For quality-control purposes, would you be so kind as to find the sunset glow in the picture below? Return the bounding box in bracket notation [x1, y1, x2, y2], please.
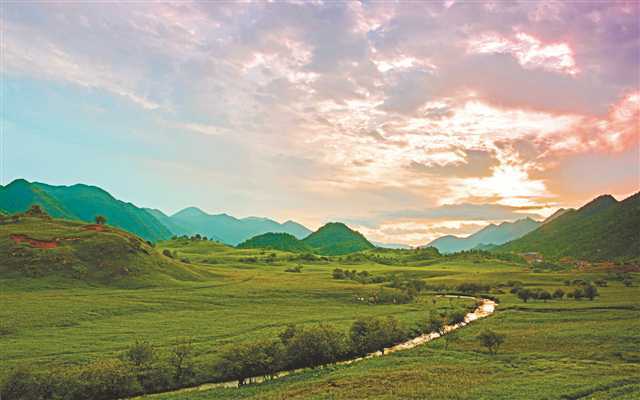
[3, 1, 639, 246]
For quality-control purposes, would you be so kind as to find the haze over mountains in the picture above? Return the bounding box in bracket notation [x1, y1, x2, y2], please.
[427, 218, 542, 254]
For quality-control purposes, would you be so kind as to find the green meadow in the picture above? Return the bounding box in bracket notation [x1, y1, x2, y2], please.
[2, 227, 639, 399]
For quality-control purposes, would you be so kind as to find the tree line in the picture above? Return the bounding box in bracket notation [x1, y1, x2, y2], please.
[1, 310, 504, 400]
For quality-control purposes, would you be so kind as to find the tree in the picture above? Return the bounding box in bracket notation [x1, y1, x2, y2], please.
[477, 330, 505, 355]
[162, 249, 173, 258]
[443, 331, 459, 350]
[552, 288, 565, 300]
[583, 285, 598, 301]
[448, 310, 467, 325]
[538, 290, 552, 303]
[124, 339, 155, 369]
[170, 338, 194, 384]
[426, 315, 446, 337]
[517, 289, 532, 303]
[573, 288, 584, 300]
[283, 324, 347, 369]
[350, 317, 406, 356]
[216, 340, 285, 385]
[95, 215, 107, 225]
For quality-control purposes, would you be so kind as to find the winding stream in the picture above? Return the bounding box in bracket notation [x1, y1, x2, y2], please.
[134, 297, 497, 399]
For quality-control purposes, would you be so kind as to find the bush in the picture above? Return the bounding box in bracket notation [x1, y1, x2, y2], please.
[448, 310, 467, 325]
[477, 330, 505, 355]
[124, 339, 155, 368]
[284, 265, 302, 273]
[538, 290, 552, 302]
[583, 285, 598, 300]
[64, 359, 141, 400]
[162, 249, 173, 258]
[170, 338, 194, 385]
[552, 288, 565, 299]
[332, 268, 346, 279]
[517, 288, 532, 303]
[0, 365, 52, 400]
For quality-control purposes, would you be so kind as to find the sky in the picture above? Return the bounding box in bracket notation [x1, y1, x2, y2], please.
[1, 1, 639, 246]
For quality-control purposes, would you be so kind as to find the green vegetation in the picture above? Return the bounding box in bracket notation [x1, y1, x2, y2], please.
[0, 212, 214, 286]
[302, 222, 375, 255]
[498, 192, 640, 262]
[1, 209, 639, 399]
[237, 232, 312, 253]
[0, 179, 172, 241]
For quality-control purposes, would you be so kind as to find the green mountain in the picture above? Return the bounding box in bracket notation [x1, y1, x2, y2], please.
[237, 232, 312, 253]
[427, 218, 541, 254]
[0, 179, 171, 242]
[0, 213, 213, 286]
[302, 222, 375, 256]
[163, 207, 312, 245]
[498, 193, 640, 261]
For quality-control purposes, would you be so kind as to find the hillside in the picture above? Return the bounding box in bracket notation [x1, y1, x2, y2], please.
[0, 212, 212, 286]
[302, 222, 375, 255]
[165, 207, 312, 245]
[428, 218, 541, 254]
[237, 232, 312, 252]
[498, 192, 640, 261]
[0, 179, 171, 242]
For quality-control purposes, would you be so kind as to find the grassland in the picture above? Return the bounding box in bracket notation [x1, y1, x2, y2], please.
[1, 226, 638, 399]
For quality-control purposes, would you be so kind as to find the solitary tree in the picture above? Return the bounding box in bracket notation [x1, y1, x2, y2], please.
[583, 285, 598, 301]
[95, 215, 107, 225]
[170, 338, 194, 384]
[124, 339, 155, 369]
[477, 330, 505, 355]
[517, 289, 532, 303]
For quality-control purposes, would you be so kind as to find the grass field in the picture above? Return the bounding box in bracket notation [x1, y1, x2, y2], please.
[1, 232, 639, 399]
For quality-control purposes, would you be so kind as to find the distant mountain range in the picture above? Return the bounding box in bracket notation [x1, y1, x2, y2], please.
[498, 193, 640, 261]
[0, 179, 312, 245]
[151, 206, 312, 245]
[238, 222, 375, 256]
[427, 218, 541, 254]
[0, 179, 171, 242]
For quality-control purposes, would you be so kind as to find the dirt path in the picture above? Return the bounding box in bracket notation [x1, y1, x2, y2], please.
[133, 296, 497, 399]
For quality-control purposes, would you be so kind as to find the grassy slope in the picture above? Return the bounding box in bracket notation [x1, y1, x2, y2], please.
[1, 236, 638, 399]
[0, 216, 215, 287]
[498, 193, 640, 262]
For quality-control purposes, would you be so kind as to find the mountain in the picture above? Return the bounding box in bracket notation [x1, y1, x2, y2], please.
[498, 193, 640, 261]
[0, 212, 212, 286]
[164, 207, 312, 245]
[0, 179, 171, 242]
[427, 218, 541, 254]
[302, 222, 375, 255]
[543, 208, 570, 224]
[237, 232, 312, 253]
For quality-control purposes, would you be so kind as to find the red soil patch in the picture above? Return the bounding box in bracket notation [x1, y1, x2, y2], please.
[84, 224, 107, 231]
[11, 234, 59, 249]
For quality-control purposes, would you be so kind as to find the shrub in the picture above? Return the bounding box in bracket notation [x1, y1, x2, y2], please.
[0, 365, 52, 400]
[573, 288, 585, 300]
[457, 282, 490, 294]
[284, 265, 302, 273]
[552, 288, 565, 299]
[517, 289, 532, 303]
[448, 310, 467, 325]
[332, 268, 346, 279]
[538, 290, 552, 302]
[477, 330, 505, 355]
[95, 215, 107, 225]
[65, 358, 141, 400]
[162, 249, 173, 258]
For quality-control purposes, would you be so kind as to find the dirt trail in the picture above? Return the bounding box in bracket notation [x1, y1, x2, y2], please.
[133, 296, 497, 399]
[10, 234, 59, 249]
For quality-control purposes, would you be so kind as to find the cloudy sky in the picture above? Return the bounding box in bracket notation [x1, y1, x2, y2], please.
[2, 1, 639, 245]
